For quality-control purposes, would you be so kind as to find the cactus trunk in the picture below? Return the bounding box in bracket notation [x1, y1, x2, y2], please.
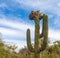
[34, 53, 40, 58]
[34, 17, 40, 58]
[26, 11, 48, 58]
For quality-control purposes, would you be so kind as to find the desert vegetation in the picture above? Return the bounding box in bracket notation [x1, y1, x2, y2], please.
[0, 37, 60, 58]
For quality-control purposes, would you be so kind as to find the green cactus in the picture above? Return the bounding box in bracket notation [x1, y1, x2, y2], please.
[26, 11, 48, 58]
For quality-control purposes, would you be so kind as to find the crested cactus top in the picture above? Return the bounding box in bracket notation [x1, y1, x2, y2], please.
[29, 10, 43, 20]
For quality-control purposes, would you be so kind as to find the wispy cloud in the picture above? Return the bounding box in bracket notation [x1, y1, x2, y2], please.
[49, 29, 60, 41]
[0, 18, 34, 40]
[0, 3, 7, 8]
[0, 19, 60, 41]
[15, 0, 51, 11]
[0, 27, 24, 38]
[0, 19, 34, 31]
[15, 0, 60, 10]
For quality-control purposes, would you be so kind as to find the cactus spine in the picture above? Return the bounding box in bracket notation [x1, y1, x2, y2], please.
[26, 11, 48, 58]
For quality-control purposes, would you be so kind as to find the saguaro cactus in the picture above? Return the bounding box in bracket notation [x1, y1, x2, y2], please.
[26, 11, 48, 58]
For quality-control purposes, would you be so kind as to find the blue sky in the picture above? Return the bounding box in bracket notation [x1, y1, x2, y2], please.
[0, 0, 60, 51]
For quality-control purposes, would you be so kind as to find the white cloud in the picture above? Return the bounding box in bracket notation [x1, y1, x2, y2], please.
[0, 19, 34, 40]
[15, 0, 51, 10]
[0, 27, 24, 38]
[15, 0, 60, 10]
[0, 19, 34, 31]
[49, 29, 60, 41]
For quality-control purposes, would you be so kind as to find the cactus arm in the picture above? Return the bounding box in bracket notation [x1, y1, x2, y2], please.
[38, 14, 48, 53]
[43, 14, 48, 49]
[27, 29, 34, 52]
